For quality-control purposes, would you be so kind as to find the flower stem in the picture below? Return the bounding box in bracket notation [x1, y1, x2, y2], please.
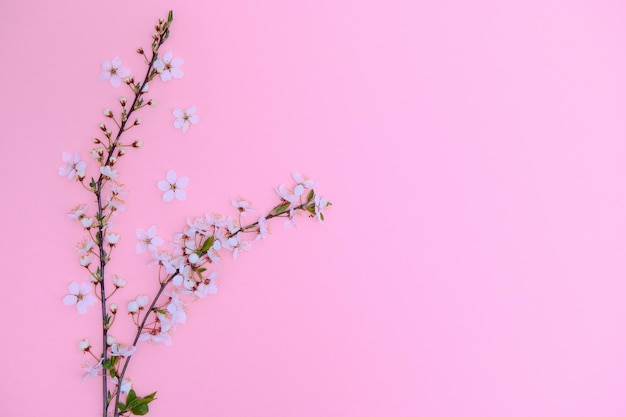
[113, 275, 174, 417]
[90, 13, 174, 417]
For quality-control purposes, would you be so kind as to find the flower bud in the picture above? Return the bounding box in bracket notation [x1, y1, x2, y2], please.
[120, 97, 127, 106]
[134, 119, 142, 126]
[112, 275, 126, 288]
[148, 99, 156, 106]
[103, 108, 113, 117]
[109, 303, 118, 314]
[127, 301, 139, 313]
[136, 47, 144, 54]
[99, 123, 107, 131]
[93, 138, 101, 144]
[107, 336, 116, 346]
[80, 254, 92, 267]
[152, 33, 159, 41]
[117, 149, 125, 156]
[106, 233, 120, 246]
[78, 338, 91, 352]
[132, 140, 143, 148]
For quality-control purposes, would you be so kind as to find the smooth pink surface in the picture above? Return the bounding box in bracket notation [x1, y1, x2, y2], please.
[2, 0, 626, 416]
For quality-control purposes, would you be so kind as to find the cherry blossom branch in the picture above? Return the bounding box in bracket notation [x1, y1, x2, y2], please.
[86, 12, 174, 417]
[113, 275, 174, 417]
[112, 196, 328, 416]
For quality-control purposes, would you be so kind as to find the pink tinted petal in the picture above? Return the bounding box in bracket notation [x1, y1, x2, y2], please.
[136, 243, 146, 254]
[135, 228, 146, 239]
[68, 281, 79, 294]
[154, 59, 164, 71]
[173, 108, 184, 118]
[170, 68, 184, 79]
[163, 50, 173, 63]
[117, 67, 131, 78]
[111, 56, 122, 68]
[157, 180, 170, 191]
[152, 236, 164, 246]
[173, 118, 184, 128]
[79, 282, 93, 294]
[186, 106, 197, 115]
[188, 114, 199, 124]
[160, 71, 173, 82]
[163, 190, 175, 202]
[76, 302, 88, 315]
[84, 295, 97, 307]
[147, 225, 158, 237]
[182, 123, 189, 133]
[166, 170, 177, 183]
[175, 177, 189, 188]
[99, 71, 111, 81]
[110, 76, 121, 88]
[101, 61, 112, 70]
[63, 295, 78, 306]
[174, 189, 187, 201]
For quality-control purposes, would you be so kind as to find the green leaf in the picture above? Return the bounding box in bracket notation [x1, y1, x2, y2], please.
[168, 10, 174, 23]
[103, 359, 113, 370]
[270, 201, 291, 216]
[306, 189, 315, 203]
[197, 267, 207, 273]
[126, 389, 137, 405]
[130, 403, 149, 415]
[117, 403, 127, 413]
[200, 236, 215, 252]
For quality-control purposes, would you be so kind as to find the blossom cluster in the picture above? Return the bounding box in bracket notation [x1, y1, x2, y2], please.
[58, 11, 330, 417]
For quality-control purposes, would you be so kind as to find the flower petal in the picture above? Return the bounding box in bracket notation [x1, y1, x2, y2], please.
[166, 170, 177, 184]
[157, 180, 170, 191]
[160, 71, 173, 82]
[175, 177, 189, 188]
[163, 190, 175, 202]
[174, 189, 187, 201]
[63, 295, 78, 306]
[170, 68, 184, 79]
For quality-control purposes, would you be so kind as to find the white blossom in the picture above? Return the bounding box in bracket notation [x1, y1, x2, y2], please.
[173, 106, 199, 133]
[157, 170, 189, 202]
[63, 281, 97, 314]
[231, 198, 255, 217]
[99, 56, 131, 88]
[58, 152, 86, 180]
[135, 225, 164, 254]
[154, 50, 184, 81]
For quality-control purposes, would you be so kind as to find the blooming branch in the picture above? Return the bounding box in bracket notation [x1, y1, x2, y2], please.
[59, 9, 331, 417]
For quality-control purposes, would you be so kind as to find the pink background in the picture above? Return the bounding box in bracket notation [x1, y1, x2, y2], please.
[2, 0, 626, 416]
